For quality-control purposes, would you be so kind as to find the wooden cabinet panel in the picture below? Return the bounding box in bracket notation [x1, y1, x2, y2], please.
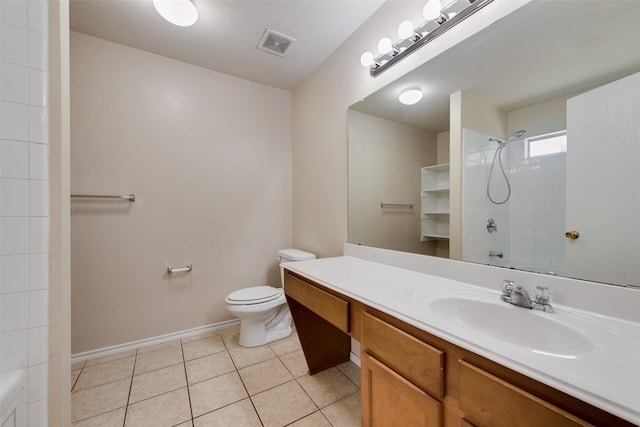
[362, 352, 441, 427]
[363, 312, 444, 399]
[459, 360, 593, 427]
[284, 273, 349, 333]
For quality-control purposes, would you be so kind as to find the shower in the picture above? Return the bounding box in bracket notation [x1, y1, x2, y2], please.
[486, 130, 526, 204]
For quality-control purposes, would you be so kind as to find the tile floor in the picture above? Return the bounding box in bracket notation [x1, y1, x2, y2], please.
[71, 325, 361, 426]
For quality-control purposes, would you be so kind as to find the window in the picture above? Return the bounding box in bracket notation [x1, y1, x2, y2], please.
[526, 131, 567, 159]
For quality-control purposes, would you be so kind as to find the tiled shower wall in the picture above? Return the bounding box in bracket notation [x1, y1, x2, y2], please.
[1, 0, 49, 424]
[462, 128, 566, 276]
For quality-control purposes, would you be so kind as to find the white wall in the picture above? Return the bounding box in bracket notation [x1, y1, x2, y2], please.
[70, 32, 292, 353]
[0, 0, 50, 423]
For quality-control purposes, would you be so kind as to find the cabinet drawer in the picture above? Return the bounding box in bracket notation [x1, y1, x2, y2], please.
[284, 272, 349, 333]
[459, 360, 593, 427]
[362, 312, 444, 399]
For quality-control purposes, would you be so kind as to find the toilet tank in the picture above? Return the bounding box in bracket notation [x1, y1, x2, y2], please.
[278, 249, 316, 286]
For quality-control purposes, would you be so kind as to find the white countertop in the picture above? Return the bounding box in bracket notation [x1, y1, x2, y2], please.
[283, 255, 640, 425]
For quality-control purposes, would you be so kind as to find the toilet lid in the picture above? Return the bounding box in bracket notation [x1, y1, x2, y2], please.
[226, 286, 281, 305]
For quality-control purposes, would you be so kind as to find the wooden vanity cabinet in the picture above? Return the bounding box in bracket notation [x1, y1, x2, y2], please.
[283, 271, 358, 374]
[284, 270, 635, 427]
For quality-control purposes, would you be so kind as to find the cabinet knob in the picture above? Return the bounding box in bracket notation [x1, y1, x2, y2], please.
[565, 230, 580, 240]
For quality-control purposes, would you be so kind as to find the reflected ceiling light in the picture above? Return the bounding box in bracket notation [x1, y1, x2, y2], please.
[360, 0, 493, 76]
[153, 0, 198, 27]
[399, 89, 423, 105]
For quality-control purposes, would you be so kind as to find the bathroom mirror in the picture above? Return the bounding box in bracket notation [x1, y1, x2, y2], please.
[348, 0, 640, 287]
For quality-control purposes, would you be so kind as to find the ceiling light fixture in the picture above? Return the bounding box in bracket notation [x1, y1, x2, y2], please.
[153, 0, 198, 27]
[360, 0, 493, 77]
[399, 88, 423, 105]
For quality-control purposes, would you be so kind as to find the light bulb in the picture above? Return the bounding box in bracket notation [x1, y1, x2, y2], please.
[360, 51, 375, 68]
[153, 0, 198, 27]
[398, 20, 415, 39]
[399, 89, 423, 105]
[377, 37, 394, 55]
[423, 0, 443, 21]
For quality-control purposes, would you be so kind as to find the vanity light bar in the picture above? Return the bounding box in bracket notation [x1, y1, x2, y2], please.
[365, 0, 493, 77]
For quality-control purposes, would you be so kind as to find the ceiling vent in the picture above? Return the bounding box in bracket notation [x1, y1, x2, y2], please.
[257, 29, 295, 57]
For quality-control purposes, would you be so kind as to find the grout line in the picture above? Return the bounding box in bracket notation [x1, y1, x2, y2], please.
[179, 340, 196, 427]
[121, 349, 138, 427]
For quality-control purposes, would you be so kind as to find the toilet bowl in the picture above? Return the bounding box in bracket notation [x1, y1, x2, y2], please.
[225, 249, 316, 347]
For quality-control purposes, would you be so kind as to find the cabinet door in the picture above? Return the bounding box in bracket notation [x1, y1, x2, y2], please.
[362, 352, 441, 427]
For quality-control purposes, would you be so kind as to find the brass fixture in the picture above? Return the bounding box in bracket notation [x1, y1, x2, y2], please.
[565, 230, 580, 240]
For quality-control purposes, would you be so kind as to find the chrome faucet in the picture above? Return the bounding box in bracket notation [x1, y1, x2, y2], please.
[500, 280, 554, 312]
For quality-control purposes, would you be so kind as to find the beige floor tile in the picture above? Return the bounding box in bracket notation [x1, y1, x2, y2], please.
[73, 356, 135, 392]
[129, 363, 187, 403]
[71, 360, 86, 371]
[136, 339, 181, 355]
[269, 331, 301, 356]
[336, 360, 361, 387]
[134, 345, 183, 375]
[183, 335, 226, 361]
[251, 380, 316, 427]
[84, 350, 136, 367]
[71, 378, 130, 423]
[193, 398, 261, 427]
[229, 344, 276, 369]
[220, 330, 241, 350]
[322, 392, 361, 427]
[186, 351, 235, 385]
[174, 423, 192, 427]
[288, 411, 332, 427]
[238, 357, 294, 395]
[189, 371, 248, 417]
[279, 350, 309, 378]
[217, 324, 240, 336]
[71, 407, 126, 427]
[124, 387, 191, 427]
[297, 368, 359, 408]
[181, 330, 219, 345]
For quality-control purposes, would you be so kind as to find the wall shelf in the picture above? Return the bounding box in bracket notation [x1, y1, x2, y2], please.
[421, 164, 450, 242]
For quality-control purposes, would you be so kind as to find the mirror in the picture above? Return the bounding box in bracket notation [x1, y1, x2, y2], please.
[348, 0, 640, 287]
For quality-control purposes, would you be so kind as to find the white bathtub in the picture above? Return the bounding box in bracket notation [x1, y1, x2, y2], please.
[0, 370, 26, 427]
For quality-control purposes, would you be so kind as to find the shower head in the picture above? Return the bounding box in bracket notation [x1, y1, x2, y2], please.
[500, 129, 526, 147]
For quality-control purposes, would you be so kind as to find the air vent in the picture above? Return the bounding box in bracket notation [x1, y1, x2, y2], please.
[257, 29, 295, 57]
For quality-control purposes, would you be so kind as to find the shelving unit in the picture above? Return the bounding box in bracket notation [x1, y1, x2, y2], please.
[421, 164, 450, 240]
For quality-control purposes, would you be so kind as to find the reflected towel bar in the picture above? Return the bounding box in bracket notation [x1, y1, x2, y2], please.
[167, 264, 192, 274]
[71, 193, 136, 202]
[380, 202, 414, 208]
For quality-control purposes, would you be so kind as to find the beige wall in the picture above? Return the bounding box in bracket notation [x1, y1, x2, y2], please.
[70, 32, 292, 353]
[291, 0, 528, 258]
[348, 110, 437, 255]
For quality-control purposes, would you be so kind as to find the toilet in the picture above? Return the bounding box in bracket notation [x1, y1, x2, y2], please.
[225, 248, 316, 347]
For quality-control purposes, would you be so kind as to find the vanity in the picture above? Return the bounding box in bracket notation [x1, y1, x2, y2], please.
[283, 245, 640, 427]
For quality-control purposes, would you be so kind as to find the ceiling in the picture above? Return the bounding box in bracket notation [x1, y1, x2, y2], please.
[350, 0, 640, 133]
[69, 0, 385, 90]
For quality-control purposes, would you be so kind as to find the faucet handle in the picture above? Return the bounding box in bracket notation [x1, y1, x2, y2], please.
[534, 286, 552, 304]
[501, 280, 515, 293]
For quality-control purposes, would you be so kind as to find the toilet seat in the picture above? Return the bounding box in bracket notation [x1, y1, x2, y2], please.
[226, 286, 281, 305]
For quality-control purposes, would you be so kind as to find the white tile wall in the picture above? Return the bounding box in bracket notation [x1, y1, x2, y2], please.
[0, 0, 49, 424]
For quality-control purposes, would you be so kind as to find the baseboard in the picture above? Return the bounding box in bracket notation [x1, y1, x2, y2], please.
[71, 319, 241, 364]
[350, 351, 361, 367]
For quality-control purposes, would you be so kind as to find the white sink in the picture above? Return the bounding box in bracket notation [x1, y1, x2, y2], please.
[427, 292, 595, 357]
